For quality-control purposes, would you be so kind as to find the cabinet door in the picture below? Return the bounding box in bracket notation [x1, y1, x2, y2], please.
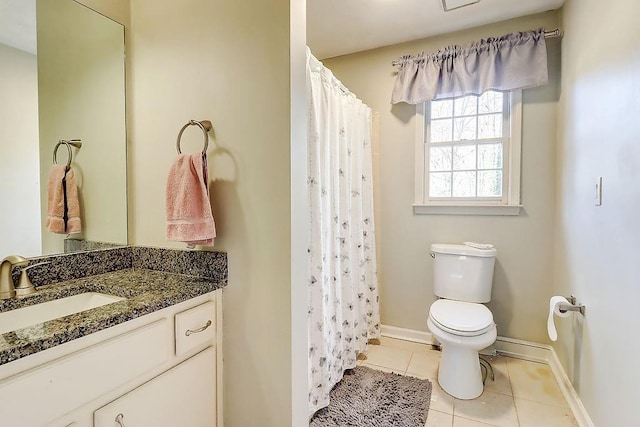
[0, 319, 170, 426]
[94, 346, 216, 427]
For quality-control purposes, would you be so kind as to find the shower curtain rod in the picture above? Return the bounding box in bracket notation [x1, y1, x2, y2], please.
[544, 28, 562, 39]
[390, 28, 561, 66]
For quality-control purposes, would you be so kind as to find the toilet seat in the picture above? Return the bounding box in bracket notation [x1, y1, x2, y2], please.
[429, 299, 494, 337]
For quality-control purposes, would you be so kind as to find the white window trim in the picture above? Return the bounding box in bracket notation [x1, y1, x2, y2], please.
[413, 90, 523, 216]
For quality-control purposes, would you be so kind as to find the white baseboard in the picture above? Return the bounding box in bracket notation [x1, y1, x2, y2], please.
[380, 324, 595, 427]
[493, 336, 550, 363]
[546, 343, 595, 427]
[380, 324, 434, 344]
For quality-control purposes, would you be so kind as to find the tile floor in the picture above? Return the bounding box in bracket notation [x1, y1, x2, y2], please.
[357, 337, 578, 427]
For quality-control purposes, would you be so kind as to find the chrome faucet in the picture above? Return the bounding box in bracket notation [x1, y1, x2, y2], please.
[0, 255, 29, 300]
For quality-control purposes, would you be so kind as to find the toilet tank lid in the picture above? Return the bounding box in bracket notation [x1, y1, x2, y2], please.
[431, 243, 496, 258]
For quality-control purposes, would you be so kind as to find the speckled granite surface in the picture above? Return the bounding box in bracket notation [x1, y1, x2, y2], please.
[64, 238, 125, 253]
[1, 247, 227, 366]
[132, 246, 227, 282]
[14, 247, 133, 287]
[13, 246, 228, 287]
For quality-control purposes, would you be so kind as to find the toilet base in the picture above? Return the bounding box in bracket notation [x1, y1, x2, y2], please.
[427, 318, 497, 400]
[438, 345, 484, 399]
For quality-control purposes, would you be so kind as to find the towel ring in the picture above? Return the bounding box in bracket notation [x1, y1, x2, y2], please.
[53, 139, 82, 168]
[176, 120, 212, 154]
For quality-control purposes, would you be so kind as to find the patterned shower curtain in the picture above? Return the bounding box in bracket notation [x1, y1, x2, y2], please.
[306, 49, 381, 418]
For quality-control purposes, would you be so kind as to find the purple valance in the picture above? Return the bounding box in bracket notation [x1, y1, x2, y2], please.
[391, 28, 548, 104]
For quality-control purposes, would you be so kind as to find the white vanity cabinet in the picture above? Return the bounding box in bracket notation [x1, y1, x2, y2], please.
[0, 290, 222, 427]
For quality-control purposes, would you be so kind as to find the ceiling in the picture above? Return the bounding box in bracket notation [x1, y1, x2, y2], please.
[308, 0, 564, 59]
[1, 0, 564, 59]
[0, 0, 36, 54]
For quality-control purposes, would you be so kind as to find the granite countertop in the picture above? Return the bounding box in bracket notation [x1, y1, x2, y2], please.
[0, 252, 226, 366]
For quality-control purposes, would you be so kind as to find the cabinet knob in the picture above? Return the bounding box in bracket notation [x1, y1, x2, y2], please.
[115, 413, 125, 426]
[185, 320, 212, 336]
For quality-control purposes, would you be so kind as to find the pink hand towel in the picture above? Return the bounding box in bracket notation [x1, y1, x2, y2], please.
[45, 165, 82, 234]
[166, 153, 216, 245]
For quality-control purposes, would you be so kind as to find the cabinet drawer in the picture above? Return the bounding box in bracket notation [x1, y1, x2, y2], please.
[175, 301, 216, 356]
[94, 346, 216, 427]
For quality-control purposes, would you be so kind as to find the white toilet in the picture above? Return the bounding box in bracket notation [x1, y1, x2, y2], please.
[427, 243, 497, 400]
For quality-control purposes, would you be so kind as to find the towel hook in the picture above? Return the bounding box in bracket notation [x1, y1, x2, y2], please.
[53, 139, 82, 169]
[176, 120, 212, 155]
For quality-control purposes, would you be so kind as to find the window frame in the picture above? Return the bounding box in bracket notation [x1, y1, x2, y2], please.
[413, 90, 523, 215]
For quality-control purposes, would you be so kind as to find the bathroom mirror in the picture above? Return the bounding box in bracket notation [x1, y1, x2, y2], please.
[0, 0, 127, 259]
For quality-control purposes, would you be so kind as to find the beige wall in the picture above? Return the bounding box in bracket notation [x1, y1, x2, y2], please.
[290, 0, 309, 425]
[75, 0, 130, 27]
[324, 12, 561, 343]
[0, 44, 41, 259]
[555, 0, 640, 425]
[128, 1, 294, 425]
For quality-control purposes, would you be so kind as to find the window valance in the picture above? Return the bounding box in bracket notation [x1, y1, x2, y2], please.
[391, 28, 548, 104]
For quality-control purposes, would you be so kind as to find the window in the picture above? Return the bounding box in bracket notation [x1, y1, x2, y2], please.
[414, 90, 522, 215]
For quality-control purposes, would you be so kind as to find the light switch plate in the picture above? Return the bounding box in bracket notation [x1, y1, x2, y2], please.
[595, 176, 603, 206]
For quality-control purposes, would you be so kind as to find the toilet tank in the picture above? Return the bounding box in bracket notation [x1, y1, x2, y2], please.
[431, 244, 497, 303]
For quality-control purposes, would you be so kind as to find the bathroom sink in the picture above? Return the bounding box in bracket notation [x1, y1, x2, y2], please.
[0, 292, 126, 335]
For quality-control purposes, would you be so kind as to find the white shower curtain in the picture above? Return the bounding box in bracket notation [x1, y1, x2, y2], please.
[306, 49, 381, 418]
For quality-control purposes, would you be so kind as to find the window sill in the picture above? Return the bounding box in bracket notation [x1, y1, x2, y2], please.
[413, 204, 522, 216]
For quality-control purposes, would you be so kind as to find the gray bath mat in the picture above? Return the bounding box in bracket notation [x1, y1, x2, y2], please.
[310, 366, 432, 427]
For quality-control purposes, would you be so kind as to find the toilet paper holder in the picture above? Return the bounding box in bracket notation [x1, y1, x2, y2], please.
[558, 295, 586, 315]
